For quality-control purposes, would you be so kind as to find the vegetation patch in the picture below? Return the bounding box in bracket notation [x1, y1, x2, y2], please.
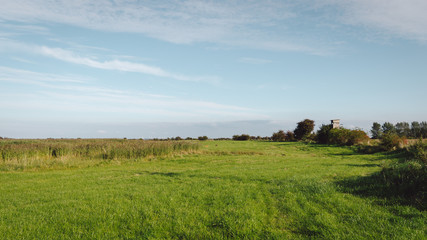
[0, 139, 199, 171]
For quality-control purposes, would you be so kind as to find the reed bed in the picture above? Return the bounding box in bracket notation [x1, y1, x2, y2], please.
[0, 139, 199, 171]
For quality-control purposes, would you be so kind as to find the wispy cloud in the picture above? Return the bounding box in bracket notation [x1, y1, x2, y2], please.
[0, 0, 326, 54]
[326, 0, 427, 42]
[0, 39, 220, 83]
[0, 66, 263, 121]
[0, 66, 86, 84]
[40, 46, 220, 83]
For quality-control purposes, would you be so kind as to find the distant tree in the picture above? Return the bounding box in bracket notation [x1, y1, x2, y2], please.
[411, 121, 422, 138]
[316, 124, 332, 144]
[198, 136, 208, 141]
[294, 119, 315, 140]
[232, 134, 250, 141]
[382, 122, 396, 135]
[421, 121, 427, 138]
[271, 130, 286, 142]
[285, 131, 296, 142]
[370, 122, 382, 139]
[395, 122, 411, 137]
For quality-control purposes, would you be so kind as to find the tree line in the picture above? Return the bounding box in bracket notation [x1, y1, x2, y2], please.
[371, 121, 427, 139]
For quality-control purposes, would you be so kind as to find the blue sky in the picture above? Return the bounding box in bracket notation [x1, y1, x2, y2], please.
[1, 0, 426, 139]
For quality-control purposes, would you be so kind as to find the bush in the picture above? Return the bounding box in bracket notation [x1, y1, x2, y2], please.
[380, 133, 405, 151]
[271, 130, 286, 142]
[232, 134, 250, 141]
[347, 129, 370, 145]
[318, 127, 369, 146]
[407, 139, 427, 163]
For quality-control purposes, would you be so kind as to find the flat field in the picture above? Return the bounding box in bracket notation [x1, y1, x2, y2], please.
[0, 140, 426, 239]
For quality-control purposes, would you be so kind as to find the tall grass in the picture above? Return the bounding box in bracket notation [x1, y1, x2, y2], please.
[0, 139, 199, 171]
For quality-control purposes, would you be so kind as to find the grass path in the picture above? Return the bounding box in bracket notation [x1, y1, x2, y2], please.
[0, 141, 425, 239]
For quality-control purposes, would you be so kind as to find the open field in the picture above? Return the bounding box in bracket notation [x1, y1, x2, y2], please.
[0, 140, 426, 239]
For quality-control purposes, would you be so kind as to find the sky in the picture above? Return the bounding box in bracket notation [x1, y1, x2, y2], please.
[1, 0, 426, 139]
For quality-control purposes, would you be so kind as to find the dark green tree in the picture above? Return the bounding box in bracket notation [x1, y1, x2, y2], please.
[395, 122, 410, 137]
[294, 119, 315, 140]
[316, 124, 332, 144]
[232, 134, 250, 141]
[198, 136, 208, 141]
[370, 122, 382, 139]
[421, 121, 427, 138]
[271, 130, 286, 142]
[411, 121, 422, 138]
[285, 131, 296, 142]
[382, 122, 396, 135]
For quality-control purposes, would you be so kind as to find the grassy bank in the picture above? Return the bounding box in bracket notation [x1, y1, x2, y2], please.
[0, 140, 425, 239]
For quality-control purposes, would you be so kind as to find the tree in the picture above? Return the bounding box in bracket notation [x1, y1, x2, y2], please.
[285, 131, 296, 142]
[232, 134, 250, 141]
[271, 130, 286, 142]
[395, 122, 410, 137]
[294, 119, 315, 140]
[370, 122, 382, 139]
[382, 122, 396, 135]
[316, 124, 332, 144]
[198, 136, 208, 141]
[421, 121, 427, 138]
[411, 121, 422, 138]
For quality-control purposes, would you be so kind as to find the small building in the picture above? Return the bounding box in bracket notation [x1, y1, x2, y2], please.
[331, 119, 340, 129]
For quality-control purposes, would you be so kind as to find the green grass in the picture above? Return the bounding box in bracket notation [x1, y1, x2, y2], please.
[0, 140, 425, 239]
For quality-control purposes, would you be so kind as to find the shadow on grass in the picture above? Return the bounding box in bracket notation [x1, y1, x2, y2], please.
[140, 171, 181, 177]
[345, 163, 380, 167]
[335, 172, 425, 211]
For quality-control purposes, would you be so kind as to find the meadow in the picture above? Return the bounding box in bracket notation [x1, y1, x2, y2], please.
[0, 140, 426, 239]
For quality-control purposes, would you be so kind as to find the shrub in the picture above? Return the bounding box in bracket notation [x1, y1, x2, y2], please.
[328, 128, 351, 145]
[271, 130, 286, 142]
[347, 129, 370, 145]
[407, 139, 427, 163]
[232, 134, 251, 141]
[320, 127, 369, 146]
[380, 133, 405, 151]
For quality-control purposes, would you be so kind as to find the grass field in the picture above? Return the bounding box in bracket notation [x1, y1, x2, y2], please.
[0, 140, 426, 239]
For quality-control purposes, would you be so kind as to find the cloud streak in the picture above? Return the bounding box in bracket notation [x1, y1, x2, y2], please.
[0, 66, 262, 121]
[325, 0, 427, 42]
[37, 46, 219, 83]
[0, 38, 220, 83]
[0, 0, 326, 54]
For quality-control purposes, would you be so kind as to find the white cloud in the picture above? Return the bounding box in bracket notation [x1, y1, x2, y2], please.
[0, 39, 220, 83]
[0, 0, 324, 54]
[0, 66, 263, 121]
[329, 0, 427, 42]
[37, 46, 220, 83]
[0, 66, 86, 84]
